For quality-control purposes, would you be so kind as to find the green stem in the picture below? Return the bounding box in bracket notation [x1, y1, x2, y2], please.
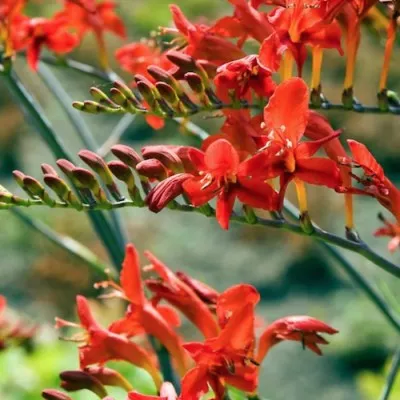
[379, 346, 400, 400]
[11, 208, 113, 278]
[8, 198, 400, 280]
[1, 69, 124, 268]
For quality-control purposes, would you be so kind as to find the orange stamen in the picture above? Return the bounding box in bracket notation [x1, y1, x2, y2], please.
[379, 19, 397, 91]
[311, 47, 323, 90]
[280, 51, 294, 81]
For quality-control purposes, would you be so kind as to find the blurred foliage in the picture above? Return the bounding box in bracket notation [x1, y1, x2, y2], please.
[0, 0, 400, 400]
[357, 354, 400, 400]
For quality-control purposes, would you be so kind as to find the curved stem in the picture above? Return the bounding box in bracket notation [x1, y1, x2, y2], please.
[379, 346, 400, 400]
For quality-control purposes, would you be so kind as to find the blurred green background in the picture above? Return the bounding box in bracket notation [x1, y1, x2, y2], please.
[0, 1, 399, 399]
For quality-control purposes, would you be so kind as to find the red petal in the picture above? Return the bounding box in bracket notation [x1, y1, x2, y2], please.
[236, 177, 279, 210]
[263, 78, 309, 146]
[295, 158, 341, 188]
[182, 177, 218, 206]
[180, 366, 210, 400]
[216, 189, 236, 230]
[76, 295, 101, 331]
[295, 131, 341, 159]
[204, 139, 240, 176]
[258, 32, 286, 71]
[217, 284, 260, 328]
[169, 5, 194, 36]
[156, 305, 181, 327]
[347, 140, 385, 181]
[121, 244, 145, 306]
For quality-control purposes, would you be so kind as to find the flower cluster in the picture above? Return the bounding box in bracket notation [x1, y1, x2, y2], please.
[0, 0, 125, 70]
[43, 243, 338, 400]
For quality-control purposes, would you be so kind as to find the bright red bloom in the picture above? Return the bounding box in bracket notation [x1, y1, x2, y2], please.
[128, 382, 177, 400]
[214, 32, 283, 101]
[14, 17, 78, 71]
[56, 295, 162, 388]
[267, 0, 344, 74]
[144, 252, 220, 339]
[115, 41, 173, 80]
[241, 78, 342, 208]
[201, 110, 260, 160]
[169, 5, 246, 66]
[182, 139, 279, 229]
[257, 315, 338, 362]
[98, 245, 188, 377]
[374, 217, 400, 252]
[181, 302, 259, 400]
[59, 0, 126, 39]
[342, 140, 400, 221]
[228, 0, 275, 43]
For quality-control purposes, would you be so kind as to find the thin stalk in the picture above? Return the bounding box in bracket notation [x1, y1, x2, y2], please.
[11, 208, 113, 278]
[37, 62, 127, 250]
[379, 346, 400, 400]
[10, 197, 400, 280]
[1, 70, 124, 268]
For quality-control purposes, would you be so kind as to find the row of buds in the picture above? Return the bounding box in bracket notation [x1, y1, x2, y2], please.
[0, 144, 200, 213]
[73, 52, 224, 120]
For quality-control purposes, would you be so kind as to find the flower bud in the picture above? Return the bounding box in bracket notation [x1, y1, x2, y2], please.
[41, 164, 59, 176]
[136, 159, 169, 181]
[43, 175, 82, 209]
[114, 81, 136, 102]
[90, 87, 117, 107]
[111, 145, 142, 168]
[108, 161, 143, 205]
[42, 389, 72, 400]
[78, 150, 123, 201]
[73, 101, 119, 114]
[56, 159, 76, 177]
[72, 168, 110, 207]
[141, 145, 183, 172]
[147, 66, 181, 93]
[84, 366, 133, 392]
[60, 370, 107, 398]
[155, 83, 180, 107]
[12, 170, 27, 187]
[184, 72, 205, 94]
[136, 80, 158, 109]
[146, 173, 191, 213]
[23, 176, 55, 206]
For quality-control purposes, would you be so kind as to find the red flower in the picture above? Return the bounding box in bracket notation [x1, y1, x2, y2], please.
[14, 17, 78, 71]
[267, 0, 344, 74]
[169, 5, 246, 66]
[98, 245, 189, 377]
[144, 252, 220, 339]
[240, 78, 341, 209]
[56, 295, 162, 389]
[128, 382, 177, 400]
[228, 0, 275, 43]
[57, 0, 126, 69]
[59, 0, 126, 39]
[181, 302, 259, 400]
[214, 33, 282, 101]
[0, 0, 25, 57]
[115, 41, 173, 80]
[342, 140, 400, 221]
[374, 217, 400, 252]
[182, 139, 279, 229]
[257, 315, 338, 362]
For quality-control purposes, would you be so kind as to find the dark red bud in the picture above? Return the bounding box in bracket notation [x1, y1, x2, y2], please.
[42, 389, 72, 400]
[60, 370, 107, 398]
[111, 145, 142, 168]
[146, 173, 191, 212]
[56, 159, 76, 176]
[41, 164, 59, 176]
[136, 159, 169, 181]
[185, 72, 205, 94]
[84, 366, 133, 392]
